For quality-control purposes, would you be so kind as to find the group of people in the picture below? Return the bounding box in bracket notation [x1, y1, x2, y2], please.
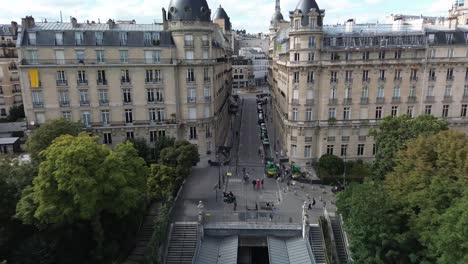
[251, 178, 264, 190]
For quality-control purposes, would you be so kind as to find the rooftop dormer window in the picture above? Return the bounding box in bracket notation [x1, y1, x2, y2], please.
[55, 32, 63, 45]
[28, 32, 36, 45]
[119, 32, 128, 45]
[446, 33, 453, 44]
[428, 34, 435, 44]
[95, 32, 103, 45]
[75, 32, 84, 45]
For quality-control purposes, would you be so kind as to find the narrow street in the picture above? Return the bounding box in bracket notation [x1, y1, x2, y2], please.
[172, 92, 337, 224]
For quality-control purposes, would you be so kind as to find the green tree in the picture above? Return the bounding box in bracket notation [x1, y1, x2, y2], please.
[26, 119, 82, 161]
[16, 134, 148, 258]
[385, 130, 468, 263]
[147, 164, 177, 201]
[160, 140, 199, 181]
[0, 158, 37, 256]
[151, 136, 175, 162]
[129, 137, 151, 164]
[370, 115, 448, 180]
[317, 154, 344, 183]
[337, 181, 416, 264]
[8, 104, 25, 122]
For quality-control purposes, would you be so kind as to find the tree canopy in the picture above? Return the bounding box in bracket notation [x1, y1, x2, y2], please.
[338, 130, 468, 264]
[26, 119, 82, 161]
[370, 115, 448, 180]
[160, 140, 199, 182]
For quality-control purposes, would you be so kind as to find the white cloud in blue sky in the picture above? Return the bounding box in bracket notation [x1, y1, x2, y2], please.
[0, 0, 453, 33]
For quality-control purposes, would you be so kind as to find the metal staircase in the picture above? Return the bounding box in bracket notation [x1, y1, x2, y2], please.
[330, 217, 348, 264]
[165, 222, 199, 264]
[309, 225, 326, 264]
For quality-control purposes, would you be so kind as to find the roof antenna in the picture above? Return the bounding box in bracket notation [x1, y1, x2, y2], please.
[60, 10, 63, 23]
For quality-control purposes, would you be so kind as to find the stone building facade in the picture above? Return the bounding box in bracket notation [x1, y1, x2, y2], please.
[17, 0, 233, 166]
[0, 22, 21, 117]
[268, 0, 468, 167]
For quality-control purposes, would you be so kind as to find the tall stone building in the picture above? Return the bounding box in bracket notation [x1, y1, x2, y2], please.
[0, 22, 21, 117]
[268, 0, 468, 167]
[17, 0, 233, 165]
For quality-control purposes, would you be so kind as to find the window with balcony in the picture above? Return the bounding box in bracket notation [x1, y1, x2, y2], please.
[291, 144, 297, 157]
[395, 50, 402, 59]
[77, 70, 87, 85]
[121, 69, 130, 84]
[95, 32, 103, 45]
[294, 53, 300, 61]
[442, 105, 449, 118]
[149, 108, 165, 122]
[202, 35, 209, 47]
[56, 71, 67, 86]
[304, 146, 311, 158]
[444, 85, 452, 97]
[331, 52, 339, 61]
[185, 50, 194, 60]
[147, 88, 163, 103]
[306, 108, 312, 121]
[375, 106, 383, 119]
[55, 50, 65, 65]
[76, 51, 85, 63]
[344, 86, 352, 99]
[345, 52, 352, 61]
[99, 89, 108, 105]
[392, 86, 400, 98]
[149, 131, 157, 142]
[343, 107, 350, 120]
[391, 106, 398, 116]
[461, 104, 467, 117]
[79, 90, 89, 106]
[409, 85, 416, 97]
[28, 50, 38, 64]
[103, 133, 112, 144]
[125, 109, 133, 123]
[379, 69, 386, 81]
[184, 34, 193, 47]
[377, 86, 384, 98]
[464, 85, 468, 98]
[307, 71, 314, 83]
[331, 71, 337, 82]
[203, 68, 210, 82]
[379, 51, 385, 60]
[345, 71, 352, 81]
[328, 108, 336, 119]
[429, 68, 436, 81]
[189, 127, 197, 139]
[425, 105, 432, 115]
[362, 70, 369, 81]
[407, 106, 414, 118]
[447, 48, 454, 58]
[308, 52, 315, 61]
[308, 36, 315, 48]
[81, 111, 91, 127]
[361, 86, 368, 98]
[62, 111, 72, 121]
[362, 51, 370, 60]
[446, 68, 454, 81]
[292, 108, 298, 121]
[75, 32, 84, 45]
[293, 72, 300, 83]
[187, 87, 196, 103]
[58, 90, 69, 106]
[204, 87, 211, 101]
[126, 131, 134, 140]
[187, 68, 195, 82]
[341, 144, 348, 156]
[123, 89, 132, 104]
[411, 69, 419, 80]
[96, 50, 105, 63]
[119, 32, 128, 45]
[101, 110, 110, 124]
[394, 69, 402, 80]
[120, 50, 128, 63]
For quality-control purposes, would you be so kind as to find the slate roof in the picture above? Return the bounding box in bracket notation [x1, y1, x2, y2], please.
[21, 22, 174, 47]
[168, 0, 211, 22]
[291, 0, 323, 27]
[195, 236, 238, 264]
[267, 236, 316, 264]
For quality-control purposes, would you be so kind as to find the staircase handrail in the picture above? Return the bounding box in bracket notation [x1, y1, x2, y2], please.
[339, 214, 352, 263]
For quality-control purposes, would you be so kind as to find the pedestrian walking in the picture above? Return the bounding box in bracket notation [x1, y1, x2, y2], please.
[234, 201, 237, 211]
[256, 179, 261, 190]
[275, 151, 279, 158]
[312, 198, 316, 207]
[261, 179, 264, 188]
[308, 203, 312, 210]
[252, 179, 256, 189]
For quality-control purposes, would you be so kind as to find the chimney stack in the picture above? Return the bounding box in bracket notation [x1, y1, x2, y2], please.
[21, 16, 35, 29]
[70, 17, 78, 27]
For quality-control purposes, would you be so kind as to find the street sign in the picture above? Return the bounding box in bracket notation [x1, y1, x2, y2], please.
[226, 172, 232, 177]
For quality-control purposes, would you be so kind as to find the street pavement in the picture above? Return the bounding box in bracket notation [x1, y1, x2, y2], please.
[172, 92, 337, 224]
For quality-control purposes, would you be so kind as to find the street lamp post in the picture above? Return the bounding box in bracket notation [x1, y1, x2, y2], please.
[343, 152, 347, 187]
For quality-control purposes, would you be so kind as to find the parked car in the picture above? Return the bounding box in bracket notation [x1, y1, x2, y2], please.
[260, 123, 267, 131]
[262, 137, 270, 145]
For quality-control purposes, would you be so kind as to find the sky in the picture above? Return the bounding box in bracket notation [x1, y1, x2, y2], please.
[0, 0, 456, 33]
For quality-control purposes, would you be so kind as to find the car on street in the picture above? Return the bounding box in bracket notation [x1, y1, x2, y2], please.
[262, 137, 270, 145]
[260, 123, 267, 131]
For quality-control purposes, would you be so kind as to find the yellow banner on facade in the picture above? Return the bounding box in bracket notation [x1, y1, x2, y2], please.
[29, 69, 39, 88]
